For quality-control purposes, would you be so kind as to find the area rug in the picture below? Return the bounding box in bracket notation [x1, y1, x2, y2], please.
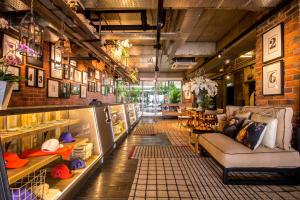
[129, 146, 198, 159]
[129, 157, 300, 200]
[133, 124, 156, 136]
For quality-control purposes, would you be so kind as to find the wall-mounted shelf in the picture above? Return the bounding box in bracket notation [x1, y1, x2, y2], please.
[7, 137, 89, 184]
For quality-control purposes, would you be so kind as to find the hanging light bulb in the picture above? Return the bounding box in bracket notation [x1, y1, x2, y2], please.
[19, 0, 44, 57]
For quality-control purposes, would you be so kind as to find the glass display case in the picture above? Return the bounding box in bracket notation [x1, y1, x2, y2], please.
[108, 105, 128, 142]
[127, 104, 137, 126]
[0, 106, 103, 200]
[135, 103, 142, 118]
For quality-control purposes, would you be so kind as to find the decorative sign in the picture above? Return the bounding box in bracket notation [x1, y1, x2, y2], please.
[262, 61, 283, 95]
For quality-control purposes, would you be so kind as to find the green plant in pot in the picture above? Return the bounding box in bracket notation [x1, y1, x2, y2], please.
[169, 84, 181, 103]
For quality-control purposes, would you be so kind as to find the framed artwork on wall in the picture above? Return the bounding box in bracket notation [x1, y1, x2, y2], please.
[101, 86, 106, 95]
[26, 55, 43, 68]
[262, 23, 284, 63]
[88, 68, 94, 79]
[92, 82, 96, 92]
[26, 66, 36, 87]
[37, 69, 45, 88]
[1, 34, 23, 65]
[64, 65, 70, 79]
[95, 70, 100, 80]
[47, 79, 60, 98]
[5, 66, 20, 91]
[50, 43, 62, 63]
[82, 71, 88, 84]
[50, 62, 63, 79]
[70, 60, 77, 67]
[96, 81, 101, 92]
[59, 82, 71, 99]
[88, 81, 92, 92]
[69, 66, 74, 81]
[80, 85, 87, 98]
[71, 84, 80, 95]
[262, 61, 284, 95]
[74, 69, 82, 83]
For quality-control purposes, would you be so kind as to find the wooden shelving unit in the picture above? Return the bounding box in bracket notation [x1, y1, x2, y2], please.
[0, 119, 80, 142]
[7, 137, 89, 184]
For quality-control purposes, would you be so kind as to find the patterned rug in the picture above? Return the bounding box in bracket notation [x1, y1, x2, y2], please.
[129, 146, 198, 159]
[129, 158, 300, 200]
[133, 124, 156, 136]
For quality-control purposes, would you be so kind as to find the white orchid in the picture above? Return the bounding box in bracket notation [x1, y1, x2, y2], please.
[183, 76, 218, 97]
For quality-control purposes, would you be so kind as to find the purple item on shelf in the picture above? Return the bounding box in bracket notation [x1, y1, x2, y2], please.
[11, 188, 37, 200]
[59, 132, 75, 143]
[69, 158, 86, 170]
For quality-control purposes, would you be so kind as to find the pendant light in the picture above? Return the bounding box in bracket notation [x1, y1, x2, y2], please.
[19, 0, 44, 57]
[54, 23, 71, 70]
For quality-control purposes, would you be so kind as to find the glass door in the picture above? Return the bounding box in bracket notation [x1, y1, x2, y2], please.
[141, 81, 161, 116]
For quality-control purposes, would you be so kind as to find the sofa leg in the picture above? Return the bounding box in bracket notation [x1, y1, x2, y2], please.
[223, 168, 229, 185]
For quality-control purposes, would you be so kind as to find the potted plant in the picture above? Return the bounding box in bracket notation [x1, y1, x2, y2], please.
[0, 54, 22, 110]
[183, 76, 218, 111]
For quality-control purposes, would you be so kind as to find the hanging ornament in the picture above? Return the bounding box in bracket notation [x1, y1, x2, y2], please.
[18, 0, 44, 57]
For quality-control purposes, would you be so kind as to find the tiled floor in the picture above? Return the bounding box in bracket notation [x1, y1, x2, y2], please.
[76, 118, 300, 200]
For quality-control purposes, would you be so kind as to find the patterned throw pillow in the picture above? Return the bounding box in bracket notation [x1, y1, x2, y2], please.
[222, 117, 246, 138]
[235, 120, 267, 150]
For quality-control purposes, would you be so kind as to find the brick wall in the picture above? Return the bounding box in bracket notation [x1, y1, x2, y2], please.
[8, 42, 116, 107]
[255, 0, 300, 127]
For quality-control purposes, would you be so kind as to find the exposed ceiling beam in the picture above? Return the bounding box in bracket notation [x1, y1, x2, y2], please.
[100, 32, 178, 41]
[167, 9, 203, 58]
[175, 42, 216, 57]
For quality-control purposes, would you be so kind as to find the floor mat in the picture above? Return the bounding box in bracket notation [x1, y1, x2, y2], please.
[133, 124, 156, 136]
[129, 146, 198, 159]
[129, 158, 300, 200]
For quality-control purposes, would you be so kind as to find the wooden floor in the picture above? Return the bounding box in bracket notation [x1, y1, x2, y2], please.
[75, 118, 171, 200]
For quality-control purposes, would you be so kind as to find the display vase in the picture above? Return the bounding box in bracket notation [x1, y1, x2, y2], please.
[0, 81, 14, 110]
[196, 93, 204, 111]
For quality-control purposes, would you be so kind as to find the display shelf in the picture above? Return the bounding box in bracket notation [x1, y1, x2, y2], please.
[7, 137, 89, 185]
[0, 119, 80, 142]
[46, 155, 100, 197]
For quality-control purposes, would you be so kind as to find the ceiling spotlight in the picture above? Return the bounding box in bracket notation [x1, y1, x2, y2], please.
[217, 53, 222, 59]
[225, 59, 230, 64]
[219, 67, 224, 72]
[226, 75, 230, 80]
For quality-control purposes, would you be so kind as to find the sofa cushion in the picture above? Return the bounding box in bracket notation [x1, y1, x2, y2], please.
[226, 106, 242, 118]
[235, 120, 267, 150]
[235, 111, 252, 119]
[198, 133, 300, 168]
[242, 106, 293, 150]
[251, 113, 278, 149]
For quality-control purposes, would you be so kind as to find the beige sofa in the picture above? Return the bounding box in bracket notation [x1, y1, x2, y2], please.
[198, 106, 300, 184]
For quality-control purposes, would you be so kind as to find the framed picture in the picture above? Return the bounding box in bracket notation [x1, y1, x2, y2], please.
[5, 66, 20, 91]
[1, 34, 23, 65]
[50, 43, 62, 63]
[262, 23, 284, 63]
[96, 81, 101, 92]
[74, 69, 82, 83]
[95, 70, 100, 80]
[88, 68, 94, 79]
[50, 62, 63, 79]
[70, 60, 77, 67]
[101, 74, 105, 85]
[64, 65, 70, 79]
[26, 66, 36, 87]
[59, 82, 70, 99]
[47, 79, 60, 98]
[92, 82, 96, 92]
[88, 81, 92, 92]
[101, 86, 107, 96]
[71, 84, 80, 95]
[262, 61, 284, 95]
[82, 71, 88, 84]
[69, 66, 74, 81]
[37, 69, 45, 88]
[80, 85, 87, 98]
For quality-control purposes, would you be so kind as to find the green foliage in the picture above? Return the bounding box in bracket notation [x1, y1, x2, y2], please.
[130, 87, 141, 103]
[169, 83, 181, 103]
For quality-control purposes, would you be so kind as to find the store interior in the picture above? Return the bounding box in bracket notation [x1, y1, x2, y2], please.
[0, 0, 300, 199]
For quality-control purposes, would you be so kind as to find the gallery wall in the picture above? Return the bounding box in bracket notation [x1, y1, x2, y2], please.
[3, 40, 116, 107]
[255, 0, 300, 127]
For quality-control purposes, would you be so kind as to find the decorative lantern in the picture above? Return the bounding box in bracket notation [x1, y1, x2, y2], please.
[18, 0, 44, 57]
[54, 23, 72, 69]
